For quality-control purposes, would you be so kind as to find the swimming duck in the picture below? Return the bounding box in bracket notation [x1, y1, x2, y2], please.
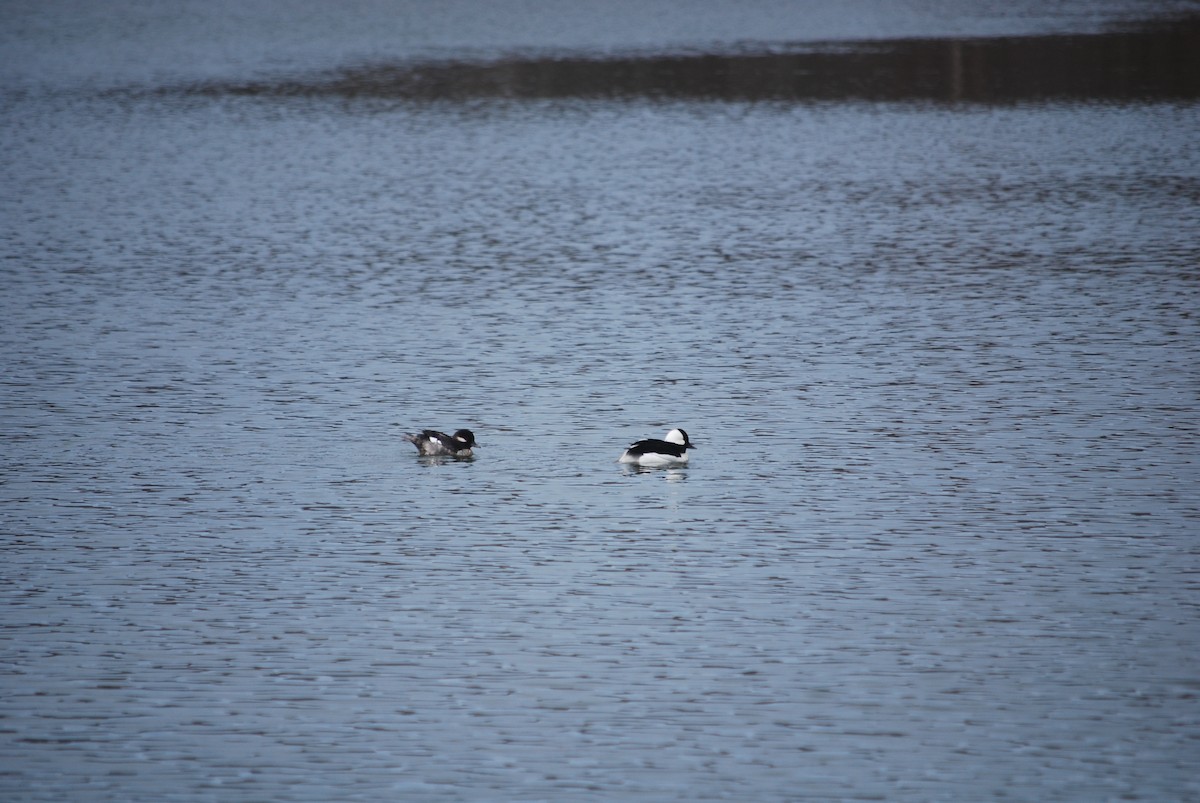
[404, 429, 476, 457]
[618, 428, 695, 467]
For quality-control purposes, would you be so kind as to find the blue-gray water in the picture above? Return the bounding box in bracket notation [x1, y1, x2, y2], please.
[2, 2, 1199, 801]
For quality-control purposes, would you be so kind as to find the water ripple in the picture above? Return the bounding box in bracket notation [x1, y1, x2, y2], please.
[3, 41, 1198, 803]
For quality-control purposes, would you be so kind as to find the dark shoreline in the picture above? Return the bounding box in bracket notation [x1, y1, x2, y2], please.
[176, 16, 1200, 104]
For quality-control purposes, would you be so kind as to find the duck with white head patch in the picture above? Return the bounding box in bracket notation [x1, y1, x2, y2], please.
[618, 428, 696, 467]
[404, 428, 477, 457]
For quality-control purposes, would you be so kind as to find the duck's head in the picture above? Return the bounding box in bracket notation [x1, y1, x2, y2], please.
[665, 428, 695, 449]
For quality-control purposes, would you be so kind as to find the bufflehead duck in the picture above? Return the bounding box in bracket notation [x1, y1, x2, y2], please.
[618, 428, 696, 467]
[404, 429, 476, 457]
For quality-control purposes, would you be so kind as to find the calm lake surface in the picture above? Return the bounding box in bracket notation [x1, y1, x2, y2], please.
[2, 2, 1199, 800]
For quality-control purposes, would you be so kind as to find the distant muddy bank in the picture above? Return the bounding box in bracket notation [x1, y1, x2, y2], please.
[181, 17, 1200, 103]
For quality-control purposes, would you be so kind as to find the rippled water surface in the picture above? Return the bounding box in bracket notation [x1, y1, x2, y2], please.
[3, 2, 1199, 801]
